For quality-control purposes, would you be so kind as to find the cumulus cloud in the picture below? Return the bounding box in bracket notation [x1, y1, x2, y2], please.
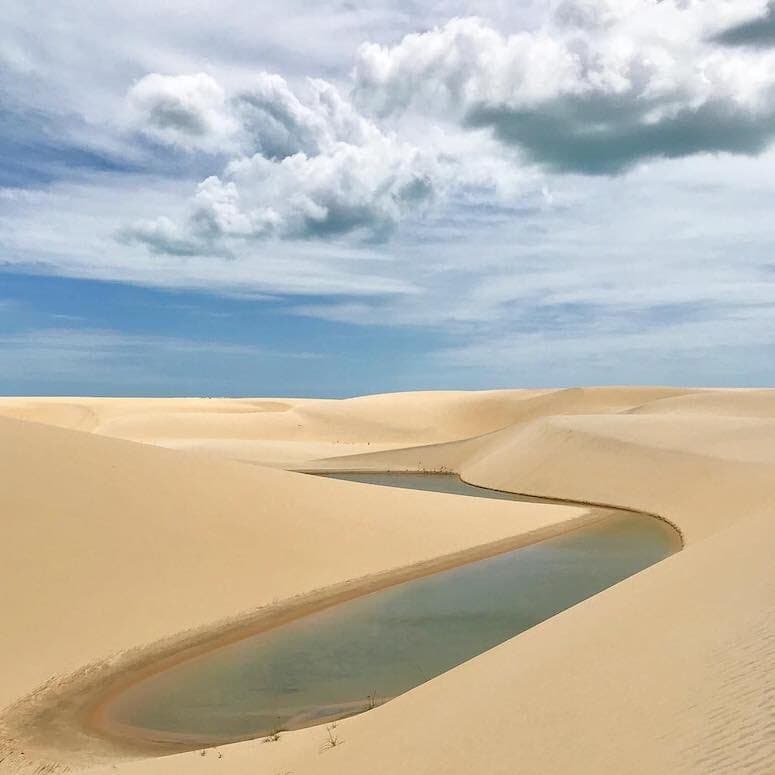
[120, 215, 205, 256]
[123, 72, 443, 250]
[234, 74, 374, 159]
[127, 73, 240, 152]
[353, 2, 775, 173]
[121, 0, 775, 255]
[128, 71, 379, 157]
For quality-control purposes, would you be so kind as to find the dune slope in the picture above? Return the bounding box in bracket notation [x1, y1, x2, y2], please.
[0, 387, 773, 774]
[0, 413, 587, 770]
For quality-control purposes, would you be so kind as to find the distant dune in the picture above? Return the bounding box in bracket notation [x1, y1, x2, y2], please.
[0, 387, 773, 773]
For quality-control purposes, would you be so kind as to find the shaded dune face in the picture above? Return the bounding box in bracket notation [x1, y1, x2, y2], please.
[0, 400, 100, 431]
[0, 387, 773, 775]
[625, 389, 775, 418]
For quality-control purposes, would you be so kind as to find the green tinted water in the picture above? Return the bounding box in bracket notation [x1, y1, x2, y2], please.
[104, 474, 678, 746]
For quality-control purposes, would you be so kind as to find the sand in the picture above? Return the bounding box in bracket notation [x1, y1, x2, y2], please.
[0, 387, 773, 773]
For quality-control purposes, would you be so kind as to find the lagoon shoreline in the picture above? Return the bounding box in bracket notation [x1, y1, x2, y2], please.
[88, 499, 612, 755]
[91, 476, 678, 752]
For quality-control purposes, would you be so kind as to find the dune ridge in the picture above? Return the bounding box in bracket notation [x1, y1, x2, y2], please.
[0, 387, 773, 774]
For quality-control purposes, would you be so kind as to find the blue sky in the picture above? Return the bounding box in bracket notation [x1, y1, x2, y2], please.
[3, 0, 775, 395]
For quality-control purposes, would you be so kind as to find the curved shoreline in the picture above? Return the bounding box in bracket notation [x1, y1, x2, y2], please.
[83, 478, 680, 755]
[305, 469, 687, 546]
[0, 493, 605, 763]
[85, 505, 604, 755]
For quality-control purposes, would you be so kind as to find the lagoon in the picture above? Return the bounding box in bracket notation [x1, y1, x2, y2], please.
[100, 474, 678, 747]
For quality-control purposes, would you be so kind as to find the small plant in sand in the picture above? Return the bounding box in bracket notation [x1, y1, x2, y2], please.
[365, 691, 379, 710]
[320, 722, 342, 751]
[263, 725, 284, 743]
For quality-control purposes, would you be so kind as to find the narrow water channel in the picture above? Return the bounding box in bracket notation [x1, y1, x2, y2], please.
[99, 473, 679, 747]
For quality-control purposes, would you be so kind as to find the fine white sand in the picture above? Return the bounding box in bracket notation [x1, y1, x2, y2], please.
[0, 387, 773, 774]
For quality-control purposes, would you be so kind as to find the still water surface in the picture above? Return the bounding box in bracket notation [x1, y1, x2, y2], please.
[103, 473, 679, 746]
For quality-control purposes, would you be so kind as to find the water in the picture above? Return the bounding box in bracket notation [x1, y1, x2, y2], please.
[317, 472, 573, 503]
[102, 474, 679, 746]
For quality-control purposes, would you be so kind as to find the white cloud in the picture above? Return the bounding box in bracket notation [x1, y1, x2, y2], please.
[353, 3, 775, 173]
[119, 1, 775, 260]
[123, 73, 444, 248]
[126, 71, 377, 158]
[0, 172, 418, 298]
[127, 73, 239, 152]
[6, 0, 775, 391]
[234, 74, 373, 158]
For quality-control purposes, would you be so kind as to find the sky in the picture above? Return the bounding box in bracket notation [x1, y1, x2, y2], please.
[2, 0, 775, 396]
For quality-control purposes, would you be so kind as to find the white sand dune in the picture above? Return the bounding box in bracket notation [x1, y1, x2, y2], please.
[0, 387, 773, 774]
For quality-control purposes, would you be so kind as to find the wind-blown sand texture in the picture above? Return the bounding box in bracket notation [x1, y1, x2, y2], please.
[0, 387, 773, 774]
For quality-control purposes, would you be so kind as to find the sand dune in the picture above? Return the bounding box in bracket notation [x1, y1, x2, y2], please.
[0, 387, 773, 774]
[0, 412, 587, 770]
[0, 387, 690, 466]
[319, 411, 775, 542]
[626, 387, 775, 418]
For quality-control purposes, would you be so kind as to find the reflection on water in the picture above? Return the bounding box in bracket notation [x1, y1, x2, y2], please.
[104, 474, 679, 746]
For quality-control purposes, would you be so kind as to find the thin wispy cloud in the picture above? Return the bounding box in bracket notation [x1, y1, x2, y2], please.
[0, 328, 324, 394]
[3, 0, 775, 392]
